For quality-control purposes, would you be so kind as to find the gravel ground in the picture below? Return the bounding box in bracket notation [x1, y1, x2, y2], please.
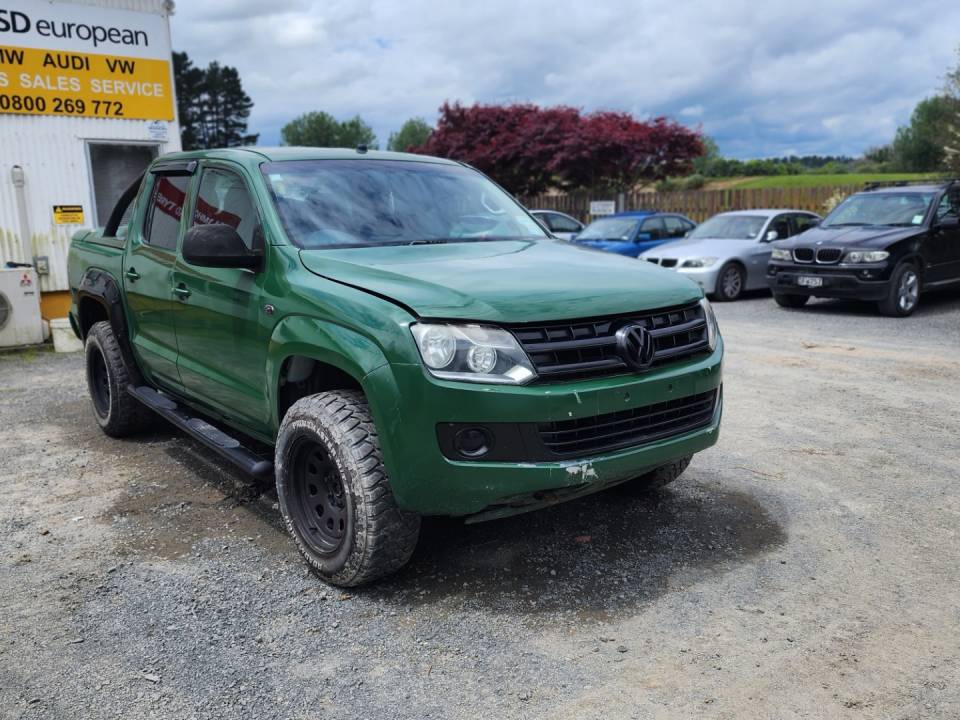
[1, 289, 959, 719]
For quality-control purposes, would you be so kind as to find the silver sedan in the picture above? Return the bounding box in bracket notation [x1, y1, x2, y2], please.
[639, 209, 821, 300]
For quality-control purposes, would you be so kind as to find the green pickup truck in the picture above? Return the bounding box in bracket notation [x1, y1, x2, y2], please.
[67, 147, 724, 586]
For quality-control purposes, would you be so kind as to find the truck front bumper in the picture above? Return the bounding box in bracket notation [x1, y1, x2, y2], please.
[364, 341, 724, 518]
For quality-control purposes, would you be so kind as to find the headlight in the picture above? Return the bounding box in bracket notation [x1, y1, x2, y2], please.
[410, 323, 536, 384]
[844, 250, 889, 263]
[771, 248, 792, 261]
[700, 297, 719, 351]
[680, 257, 718, 268]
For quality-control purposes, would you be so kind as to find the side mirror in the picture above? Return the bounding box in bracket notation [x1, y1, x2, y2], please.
[808, 218, 821, 227]
[764, 230, 779, 242]
[182, 224, 262, 269]
[936, 215, 960, 229]
[634, 232, 653, 243]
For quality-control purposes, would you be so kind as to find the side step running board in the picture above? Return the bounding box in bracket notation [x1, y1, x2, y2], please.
[127, 385, 274, 478]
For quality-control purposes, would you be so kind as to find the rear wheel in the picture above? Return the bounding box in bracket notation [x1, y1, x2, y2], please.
[624, 456, 692, 493]
[275, 390, 420, 586]
[773, 293, 810, 309]
[84, 321, 152, 437]
[878, 262, 920, 317]
[715, 262, 745, 301]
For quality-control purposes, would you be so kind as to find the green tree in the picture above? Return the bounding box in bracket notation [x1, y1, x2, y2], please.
[173, 51, 204, 150]
[281, 111, 378, 148]
[891, 95, 957, 171]
[173, 52, 258, 150]
[387, 117, 433, 151]
[942, 45, 960, 174]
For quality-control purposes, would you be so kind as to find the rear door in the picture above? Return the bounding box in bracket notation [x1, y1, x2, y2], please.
[123, 164, 193, 390]
[171, 162, 272, 429]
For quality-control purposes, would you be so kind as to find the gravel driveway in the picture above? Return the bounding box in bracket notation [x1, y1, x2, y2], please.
[2, 290, 959, 719]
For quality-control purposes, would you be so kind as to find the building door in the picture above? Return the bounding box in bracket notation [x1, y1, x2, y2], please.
[88, 143, 159, 226]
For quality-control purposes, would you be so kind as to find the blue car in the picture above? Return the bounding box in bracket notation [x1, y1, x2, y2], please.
[574, 211, 696, 257]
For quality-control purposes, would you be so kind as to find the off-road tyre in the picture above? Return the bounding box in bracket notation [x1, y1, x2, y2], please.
[275, 390, 421, 587]
[625, 456, 692, 493]
[714, 262, 745, 301]
[877, 262, 920, 317]
[773, 293, 809, 309]
[84, 321, 153, 437]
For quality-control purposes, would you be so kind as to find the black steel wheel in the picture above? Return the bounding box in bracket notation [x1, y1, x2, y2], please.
[84, 321, 152, 437]
[623, 456, 692, 494]
[289, 439, 350, 556]
[275, 390, 421, 587]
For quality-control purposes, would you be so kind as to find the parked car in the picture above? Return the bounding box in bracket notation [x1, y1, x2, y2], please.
[574, 211, 696, 257]
[529, 209, 584, 240]
[640, 209, 821, 301]
[767, 181, 960, 316]
[67, 147, 724, 586]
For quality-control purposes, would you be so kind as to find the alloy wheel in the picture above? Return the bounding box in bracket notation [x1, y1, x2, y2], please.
[898, 270, 919, 312]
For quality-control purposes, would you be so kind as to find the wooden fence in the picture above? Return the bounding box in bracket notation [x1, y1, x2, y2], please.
[521, 185, 862, 223]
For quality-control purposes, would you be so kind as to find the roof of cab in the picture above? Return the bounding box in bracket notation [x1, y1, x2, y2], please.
[153, 146, 461, 165]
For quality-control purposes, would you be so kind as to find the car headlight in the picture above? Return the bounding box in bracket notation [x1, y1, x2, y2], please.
[410, 323, 537, 384]
[844, 250, 889, 263]
[700, 297, 719, 351]
[771, 248, 793, 261]
[680, 257, 718, 268]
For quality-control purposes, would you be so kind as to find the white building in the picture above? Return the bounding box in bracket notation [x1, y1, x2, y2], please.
[0, 0, 180, 326]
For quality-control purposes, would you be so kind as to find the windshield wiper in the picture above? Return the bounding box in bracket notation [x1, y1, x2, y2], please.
[823, 222, 870, 227]
[407, 239, 450, 245]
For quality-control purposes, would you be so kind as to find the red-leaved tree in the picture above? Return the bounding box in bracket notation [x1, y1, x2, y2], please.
[551, 112, 705, 192]
[412, 102, 704, 195]
[417, 102, 581, 195]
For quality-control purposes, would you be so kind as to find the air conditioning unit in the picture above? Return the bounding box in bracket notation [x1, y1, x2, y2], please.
[0, 268, 44, 348]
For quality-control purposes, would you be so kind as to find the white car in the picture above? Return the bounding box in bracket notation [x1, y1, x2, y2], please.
[640, 209, 821, 300]
[530, 209, 585, 240]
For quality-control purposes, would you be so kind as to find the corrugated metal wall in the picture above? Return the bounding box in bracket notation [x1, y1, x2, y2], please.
[0, 0, 180, 292]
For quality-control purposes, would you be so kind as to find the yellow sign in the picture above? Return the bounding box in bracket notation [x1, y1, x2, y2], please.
[0, 46, 173, 120]
[53, 205, 84, 224]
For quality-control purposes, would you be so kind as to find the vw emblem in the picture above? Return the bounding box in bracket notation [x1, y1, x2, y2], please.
[615, 323, 655, 371]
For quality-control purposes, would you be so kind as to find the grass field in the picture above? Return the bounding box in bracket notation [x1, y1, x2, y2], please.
[722, 173, 935, 189]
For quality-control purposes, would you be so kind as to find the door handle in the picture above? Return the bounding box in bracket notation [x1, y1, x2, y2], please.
[172, 284, 191, 300]
[125, 268, 141, 282]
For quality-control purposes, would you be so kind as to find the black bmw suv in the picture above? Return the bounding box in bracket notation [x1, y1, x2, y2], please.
[766, 180, 960, 316]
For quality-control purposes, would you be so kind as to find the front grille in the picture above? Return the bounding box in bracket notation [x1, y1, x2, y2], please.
[538, 389, 718, 457]
[816, 248, 842, 264]
[660, 258, 678, 268]
[510, 302, 710, 381]
[793, 248, 814, 263]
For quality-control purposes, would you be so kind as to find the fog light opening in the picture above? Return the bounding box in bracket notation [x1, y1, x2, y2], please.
[454, 427, 493, 458]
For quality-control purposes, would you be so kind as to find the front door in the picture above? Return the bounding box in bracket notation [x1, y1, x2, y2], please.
[123, 171, 190, 390]
[172, 163, 272, 430]
[927, 189, 960, 283]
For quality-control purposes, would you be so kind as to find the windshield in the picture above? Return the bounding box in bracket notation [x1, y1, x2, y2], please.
[577, 217, 640, 240]
[823, 192, 935, 228]
[260, 159, 546, 249]
[689, 214, 767, 240]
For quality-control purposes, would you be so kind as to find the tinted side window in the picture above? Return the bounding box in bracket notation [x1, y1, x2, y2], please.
[663, 216, 688, 237]
[936, 190, 960, 221]
[192, 168, 261, 250]
[640, 217, 665, 238]
[143, 175, 189, 250]
[550, 213, 581, 232]
[793, 214, 818, 234]
[770, 215, 792, 239]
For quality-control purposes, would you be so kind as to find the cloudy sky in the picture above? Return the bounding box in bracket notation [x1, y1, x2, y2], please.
[170, 0, 960, 158]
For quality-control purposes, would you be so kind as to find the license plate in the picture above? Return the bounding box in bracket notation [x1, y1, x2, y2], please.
[798, 275, 823, 288]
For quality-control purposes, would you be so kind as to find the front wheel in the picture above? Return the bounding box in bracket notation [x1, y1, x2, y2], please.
[877, 262, 920, 317]
[714, 263, 745, 301]
[275, 390, 421, 587]
[773, 293, 810, 309]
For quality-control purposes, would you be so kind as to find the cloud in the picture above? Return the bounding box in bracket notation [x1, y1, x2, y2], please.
[170, 0, 960, 158]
